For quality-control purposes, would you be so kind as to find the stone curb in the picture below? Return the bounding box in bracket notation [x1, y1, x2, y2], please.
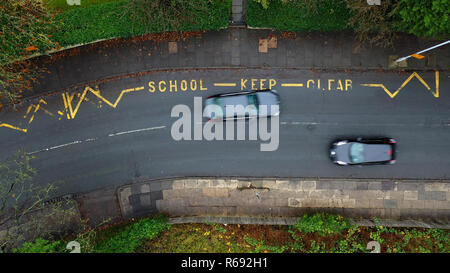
[168, 216, 450, 229]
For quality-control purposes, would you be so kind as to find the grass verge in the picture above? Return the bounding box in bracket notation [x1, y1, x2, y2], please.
[44, 0, 121, 11]
[13, 213, 450, 253]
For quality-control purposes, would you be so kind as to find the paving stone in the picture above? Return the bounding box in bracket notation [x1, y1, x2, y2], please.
[210, 179, 227, 188]
[369, 199, 384, 208]
[356, 182, 369, 190]
[434, 201, 450, 210]
[368, 182, 382, 190]
[419, 191, 447, 201]
[150, 190, 162, 202]
[343, 181, 358, 190]
[139, 184, 150, 194]
[184, 179, 198, 188]
[381, 181, 395, 191]
[404, 191, 418, 201]
[355, 198, 370, 208]
[383, 199, 398, 209]
[316, 181, 331, 190]
[237, 180, 252, 188]
[172, 180, 185, 189]
[149, 182, 162, 192]
[197, 179, 211, 188]
[424, 183, 448, 192]
[168, 42, 178, 54]
[137, 193, 150, 208]
[161, 181, 173, 190]
[162, 189, 176, 199]
[262, 179, 276, 188]
[275, 179, 289, 190]
[128, 194, 141, 208]
[155, 200, 170, 213]
[398, 183, 421, 191]
[202, 188, 229, 198]
[268, 36, 277, 49]
[426, 54, 437, 67]
[301, 181, 316, 190]
[423, 200, 436, 209]
[258, 39, 268, 53]
[400, 200, 424, 209]
[232, 5, 243, 14]
[385, 191, 404, 200]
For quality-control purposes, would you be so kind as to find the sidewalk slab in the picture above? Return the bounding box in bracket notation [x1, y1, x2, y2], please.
[16, 29, 448, 103]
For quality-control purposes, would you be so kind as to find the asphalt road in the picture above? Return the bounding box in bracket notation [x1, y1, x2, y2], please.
[0, 69, 449, 195]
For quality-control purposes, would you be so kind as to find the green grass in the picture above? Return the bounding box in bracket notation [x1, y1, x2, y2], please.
[246, 0, 350, 31]
[12, 213, 450, 253]
[293, 213, 352, 236]
[45, 0, 121, 11]
[94, 215, 169, 253]
[50, 0, 231, 47]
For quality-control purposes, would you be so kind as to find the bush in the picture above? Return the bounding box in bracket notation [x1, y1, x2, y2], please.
[345, 0, 398, 48]
[13, 238, 65, 253]
[94, 215, 169, 253]
[246, 0, 350, 31]
[294, 213, 352, 236]
[394, 0, 449, 38]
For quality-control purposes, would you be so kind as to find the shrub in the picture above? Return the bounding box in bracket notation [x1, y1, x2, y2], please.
[345, 0, 398, 48]
[394, 0, 449, 38]
[94, 215, 169, 253]
[13, 238, 65, 253]
[293, 213, 352, 236]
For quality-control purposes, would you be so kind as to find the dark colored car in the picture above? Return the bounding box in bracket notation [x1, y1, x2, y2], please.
[330, 138, 396, 165]
[204, 90, 280, 120]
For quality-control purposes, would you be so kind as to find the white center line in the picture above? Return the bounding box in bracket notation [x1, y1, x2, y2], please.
[108, 126, 166, 137]
[28, 126, 166, 155]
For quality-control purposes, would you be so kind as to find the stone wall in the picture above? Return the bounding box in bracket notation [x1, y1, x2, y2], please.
[117, 177, 450, 220]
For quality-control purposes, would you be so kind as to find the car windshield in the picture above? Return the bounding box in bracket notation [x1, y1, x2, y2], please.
[247, 94, 258, 109]
[350, 143, 365, 163]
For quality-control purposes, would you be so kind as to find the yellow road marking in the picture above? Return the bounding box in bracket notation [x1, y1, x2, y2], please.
[64, 86, 145, 119]
[281, 83, 304, 87]
[0, 123, 27, 133]
[214, 83, 236, 87]
[361, 71, 439, 99]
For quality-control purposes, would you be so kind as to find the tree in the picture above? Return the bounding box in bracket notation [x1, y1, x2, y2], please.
[345, 0, 398, 48]
[395, 0, 449, 38]
[0, 151, 79, 252]
[0, 0, 59, 105]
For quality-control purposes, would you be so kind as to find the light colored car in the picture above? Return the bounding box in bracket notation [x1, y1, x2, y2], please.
[204, 90, 280, 120]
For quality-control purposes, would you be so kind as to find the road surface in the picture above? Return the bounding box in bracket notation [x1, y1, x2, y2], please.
[0, 69, 448, 195]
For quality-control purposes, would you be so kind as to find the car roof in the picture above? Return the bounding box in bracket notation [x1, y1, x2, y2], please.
[362, 143, 392, 162]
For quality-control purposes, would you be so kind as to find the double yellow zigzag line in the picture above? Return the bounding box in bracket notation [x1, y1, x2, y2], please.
[62, 85, 145, 119]
[361, 71, 439, 99]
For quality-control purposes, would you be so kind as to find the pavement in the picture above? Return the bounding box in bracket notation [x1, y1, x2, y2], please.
[8, 28, 448, 102]
[0, 18, 449, 222]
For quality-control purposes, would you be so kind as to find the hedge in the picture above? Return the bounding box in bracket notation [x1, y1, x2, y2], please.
[51, 0, 231, 47]
[246, 0, 350, 31]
